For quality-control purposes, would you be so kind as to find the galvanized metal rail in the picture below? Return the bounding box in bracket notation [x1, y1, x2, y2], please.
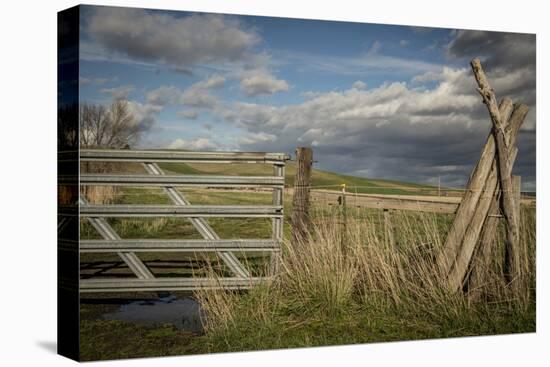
[78, 149, 288, 292]
[141, 162, 252, 278]
[80, 277, 265, 293]
[79, 239, 280, 252]
[79, 204, 283, 218]
[75, 149, 288, 164]
[77, 174, 284, 187]
[79, 196, 155, 280]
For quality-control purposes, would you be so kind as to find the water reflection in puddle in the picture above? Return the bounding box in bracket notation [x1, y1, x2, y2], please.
[102, 294, 204, 333]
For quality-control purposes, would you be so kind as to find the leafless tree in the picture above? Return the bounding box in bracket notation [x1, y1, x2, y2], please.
[79, 100, 140, 202]
[58, 103, 79, 149]
[80, 99, 140, 148]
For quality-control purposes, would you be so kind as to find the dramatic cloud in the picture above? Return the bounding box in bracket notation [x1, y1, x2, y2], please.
[86, 7, 259, 68]
[447, 30, 536, 107]
[212, 60, 534, 188]
[81, 13, 535, 190]
[447, 30, 535, 71]
[240, 71, 290, 97]
[445, 30, 536, 190]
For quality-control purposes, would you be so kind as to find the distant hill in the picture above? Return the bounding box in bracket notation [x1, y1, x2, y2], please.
[159, 161, 440, 196]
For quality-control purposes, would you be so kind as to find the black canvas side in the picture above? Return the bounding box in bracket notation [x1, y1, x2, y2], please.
[57, 4, 80, 362]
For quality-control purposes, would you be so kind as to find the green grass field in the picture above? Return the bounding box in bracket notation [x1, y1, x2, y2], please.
[158, 161, 441, 195]
[78, 162, 535, 361]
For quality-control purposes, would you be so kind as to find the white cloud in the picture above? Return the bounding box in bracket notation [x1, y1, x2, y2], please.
[101, 85, 135, 100]
[367, 40, 382, 55]
[126, 100, 163, 131]
[180, 89, 219, 109]
[167, 137, 219, 150]
[240, 71, 290, 97]
[177, 110, 199, 119]
[147, 85, 180, 106]
[146, 75, 226, 109]
[351, 80, 367, 90]
[211, 65, 531, 187]
[179, 75, 225, 107]
[238, 132, 277, 145]
[193, 75, 226, 90]
[80, 76, 115, 86]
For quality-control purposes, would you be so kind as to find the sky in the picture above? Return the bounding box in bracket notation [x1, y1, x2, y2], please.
[78, 5, 536, 190]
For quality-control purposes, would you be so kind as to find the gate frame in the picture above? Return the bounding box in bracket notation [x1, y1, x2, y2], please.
[60, 149, 289, 293]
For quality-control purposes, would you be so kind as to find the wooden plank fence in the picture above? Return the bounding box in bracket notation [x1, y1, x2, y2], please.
[309, 189, 533, 214]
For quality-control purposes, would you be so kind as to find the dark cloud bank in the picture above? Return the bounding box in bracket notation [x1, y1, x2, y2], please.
[232, 30, 536, 190]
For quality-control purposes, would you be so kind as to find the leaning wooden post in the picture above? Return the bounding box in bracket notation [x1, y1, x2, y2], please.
[466, 105, 528, 299]
[291, 147, 313, 246]
[505, 175, 523, 291]
[471, 59, 521, 293]
[436, 97, 513, 278]
[449, 106, 525, 292]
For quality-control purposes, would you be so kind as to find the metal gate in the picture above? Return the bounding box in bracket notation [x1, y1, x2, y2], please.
[64, 149, 288, 293]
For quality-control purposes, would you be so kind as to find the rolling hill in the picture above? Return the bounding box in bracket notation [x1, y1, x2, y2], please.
[158, 161, 440, 196]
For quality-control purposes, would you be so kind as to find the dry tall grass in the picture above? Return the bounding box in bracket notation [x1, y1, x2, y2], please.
[82, 186, 119, 204]
[196, 206, 535, 339]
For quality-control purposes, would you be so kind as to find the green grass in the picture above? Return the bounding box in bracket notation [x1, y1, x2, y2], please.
[194, 208, 535, 354]
[80, 293, 535, 361]
[159, 162, 440, 195]
[78, 163, 535, 361]
[194, 286, 535, 354]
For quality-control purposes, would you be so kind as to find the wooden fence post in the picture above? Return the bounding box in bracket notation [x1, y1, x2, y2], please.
[384, 209, 396, 249]
[340, 183, 348, 254]
[291, 147, 313, 245]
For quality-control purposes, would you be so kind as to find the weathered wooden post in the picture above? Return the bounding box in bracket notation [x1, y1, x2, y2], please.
[466, 108, 527, 299]
[340, 183, 348, 254]
[436, 58, 529, 295]
[436, 98, 513, 280]
[291, 147, 313, 245]
[505, 175, 522, 290]
[384, 209, 396, 249]
[471, 59, 523, 294]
